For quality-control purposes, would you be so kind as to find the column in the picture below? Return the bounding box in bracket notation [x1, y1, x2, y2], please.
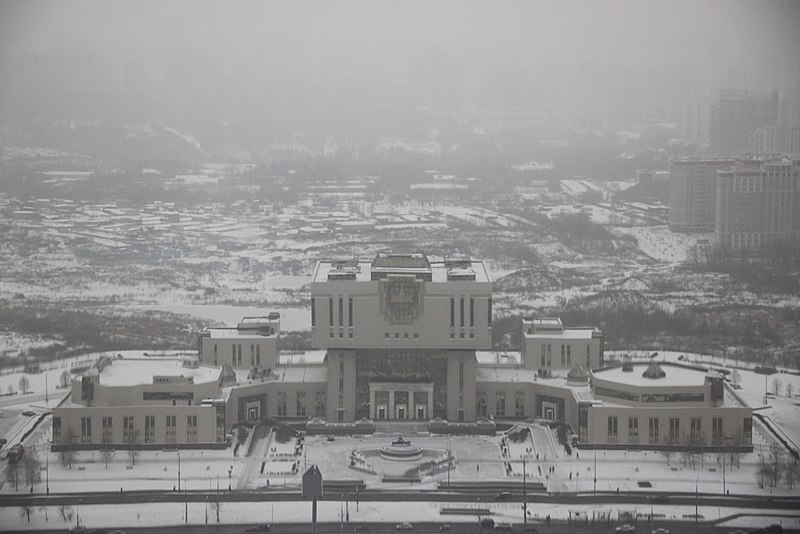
[389, 390, 395, 420]
[427, 389, 432, 420]
[409, 388, 415, 419]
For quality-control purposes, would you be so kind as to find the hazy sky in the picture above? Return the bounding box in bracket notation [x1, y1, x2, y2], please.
[2, 0, 798, 80]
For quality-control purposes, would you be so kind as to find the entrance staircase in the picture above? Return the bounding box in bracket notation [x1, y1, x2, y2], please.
[374, 421, 429, 434]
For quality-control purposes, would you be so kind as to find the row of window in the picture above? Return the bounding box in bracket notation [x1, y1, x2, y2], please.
[476, 391, 526, 418]
[54, 415, 203, 445]
[212, 343, 263, 367]
[310, 297, 355, 328]
[449, 297, 492, 328]
[605, 416, 749, 446]
[539, 343, 591, 368]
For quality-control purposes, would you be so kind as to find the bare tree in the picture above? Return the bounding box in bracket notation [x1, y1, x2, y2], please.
[59, 370, 71, 389]
[5, 458, 21, 491]
[124, 422, 141, 466]
[60, 427, 78, 469]
[786, 383, 795, 398]
[57, 504, 73, 522]
[22, 452, 42, 489]
[20, 503, 34, 523]
[18, 376, 30, 394]
[772, 378, 783, 396]
[6, 384, 14, 395]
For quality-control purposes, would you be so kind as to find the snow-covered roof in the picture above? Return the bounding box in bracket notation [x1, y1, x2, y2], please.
[524, 327, 598, 340]
[593, 363, 707, 388]
[98, 358, 221, 387]
[312, 257, 490, 283]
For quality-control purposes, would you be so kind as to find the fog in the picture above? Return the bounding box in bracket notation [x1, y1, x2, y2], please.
[1, 0, 799, 151]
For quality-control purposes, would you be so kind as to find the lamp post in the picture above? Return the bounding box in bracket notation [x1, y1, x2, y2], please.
[46, 441, 50, 495]
[522, 457, 527, 525]
[593, 449, 597, 493]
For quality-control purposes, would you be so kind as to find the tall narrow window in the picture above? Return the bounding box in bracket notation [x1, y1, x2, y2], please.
[608, 416, 618, 443]
[459, 298, 464, 327]
[338, 297, 343, 327]
[277, 392, 287, 416]
[469, 298, 474, 327]
[628, 416, 638, 443]
[166, 415, 176, 444]
[81, 417, 92, 443]
[515, 392, 525, 416]
[311, 297, 316, 327]
[488, 298, 492, 326]
[256, 345, 260, 366]
[561, 345, 566, 366]
[648, 417, 659, 445]
[187, 415, 197, 443]
[348, 298, 353, 327]
[669, 417, 680, 445]
[53, 417, 62, 443]
[145, 415, 155, 444]
[495, 391, 506, 417]
[297, 392, 306, 416]
[712, 417, 723, 446]
[450, 298, 455, 328]
[329, 298, 334, 327]
[102, 417, 112, 443]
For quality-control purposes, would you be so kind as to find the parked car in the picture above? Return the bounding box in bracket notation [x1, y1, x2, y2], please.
[615, 525, 635, 533]
[494, 522, 513, 531]
[439, 525, 451, 532]
[395, 523, 413, 531]
[652, 529, 670, 534]
[22, 410, 36, 417]
[495, 491, 513, 501]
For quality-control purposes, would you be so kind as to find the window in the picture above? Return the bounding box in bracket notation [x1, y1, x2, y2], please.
[338, 297, 344, 327]
[628, 416, 638, 444]
[515, 391, 525, 417]
[53, 417, 62, 443]
[690, 417, 702, 444]
[458, 361, 464, 390]
[459, 298, 464, 327]
[329, 298, 334, 327]
[102, 417, 112, 443]
[237, 344, 242, 366]
[450, 298, 455, 328]
[123, 416, 135, 444]
[145, 415, 155, 444]
[547, 344, 552, 367]
[669, 417, 680, 445]
[561, 345, 566, 366]
[213, 344, 217, 365]
[743, 417, 752, 444]
[315, 391, 326, 417]
[297, 392, 306, 417]
[648, 417, 659, 445]
[166, 415, 176, 444]
[469, 298, 474, 327]
[712, 417, 723, 446]
[311, 297, 316, 327]
[586, 345, 591, 367]
[81, 417, 92, 443]
[540, 345, 546, 367]
[256, 345, 261, 366]
[187, 415, 197, 443]
[496, 391, 506, 417]
[231, 345, 236, 366]
[566, 345, 571, 366]
[250, 344, 255, 367]
[488, 298, 492, 326]
[608, 416, 618, 443]
[348, 298, 353, 327]
[277, 392, 287, 416]
[477, 391, 487, 417]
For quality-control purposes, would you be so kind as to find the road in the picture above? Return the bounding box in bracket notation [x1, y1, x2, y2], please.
[3, 519, 800, 534]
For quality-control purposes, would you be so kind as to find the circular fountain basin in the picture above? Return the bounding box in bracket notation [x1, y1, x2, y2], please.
[379, 436, 423, 461]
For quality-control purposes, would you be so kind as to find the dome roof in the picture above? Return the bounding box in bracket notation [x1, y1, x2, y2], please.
[567, 364, 590, 385]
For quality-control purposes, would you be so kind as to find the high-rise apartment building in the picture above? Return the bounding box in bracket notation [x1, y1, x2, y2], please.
[715, 157, 800, 250]
[710, 89, 779, 155]
[669, 157, 734, 232]
[749, 127, 800, 155]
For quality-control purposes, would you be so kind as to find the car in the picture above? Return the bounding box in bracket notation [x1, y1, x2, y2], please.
[22, 410, 36, 417]
[653, 494, 670, 503]
[480, 518, 495, 528]
[0, 438, 7, 446]
[353, 527, 369, 532]
[494, 522, 513, 531]
[495, 491, 513, 501]
[439, 526, 451, 532]
[615, 526, 635, 533]
[395, 523, 413, 531]
[652, 529, 670, 534]
[243, 524, 271, 532]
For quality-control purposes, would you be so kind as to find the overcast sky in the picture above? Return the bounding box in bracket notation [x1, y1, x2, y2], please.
[2, 0, 798, 82]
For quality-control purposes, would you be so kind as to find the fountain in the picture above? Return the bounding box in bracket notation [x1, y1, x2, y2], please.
[379, 435, 423, 460]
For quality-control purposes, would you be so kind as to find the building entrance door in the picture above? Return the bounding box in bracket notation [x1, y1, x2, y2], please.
[248, 407, 259, 420]
[377, 406, 387, 420]
[544, 407, 555, 420]
[397, 405, 406, 420]
[416, 405, 426, 420]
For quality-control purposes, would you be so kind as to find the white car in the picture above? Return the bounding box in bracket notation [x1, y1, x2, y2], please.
[615, 526, 635, 533]
[395, 523, 413, 531]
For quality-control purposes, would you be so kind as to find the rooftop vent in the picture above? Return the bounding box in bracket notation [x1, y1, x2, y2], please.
[642, 359, 666, 379]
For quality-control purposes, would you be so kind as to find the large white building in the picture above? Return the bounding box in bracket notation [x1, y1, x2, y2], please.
[52, 251, 753, 452]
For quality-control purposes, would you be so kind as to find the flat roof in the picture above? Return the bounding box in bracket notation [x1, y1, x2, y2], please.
[204, 327, 277, 339]
[524, 328, 597, 340]
[99, 358, 221, 387]
[313, 259, 491, 283]
[593, 363, 707, 388]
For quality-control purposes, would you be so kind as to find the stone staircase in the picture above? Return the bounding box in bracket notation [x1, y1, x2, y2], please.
[374, 421, 429, 434]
